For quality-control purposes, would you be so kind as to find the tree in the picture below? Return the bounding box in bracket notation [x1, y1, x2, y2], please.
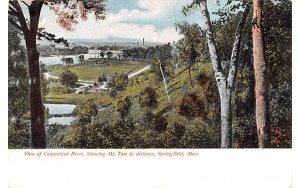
[116, 96, 132, 120]
[108, 73, 129, 97]
[77, 99, 98, 123]
[106, 51, 113, 59]
[150, 44, 174, 84]
[100, 51, 105, 59]
[60, 70, 78, 87]
[8, 0, 106, 148]
[252, 0, 270, 148]
[78, 55, 85, 63]
[8, 17, 31, 148]
[185, 0, 251, 147]
[176, 22, 209, 87]
[263, 0, 291, 148]
[138, 87, 158, 110]
[62, 57, 74, 67]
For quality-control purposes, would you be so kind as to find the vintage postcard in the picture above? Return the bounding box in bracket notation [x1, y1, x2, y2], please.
[6, 0, 293, 187]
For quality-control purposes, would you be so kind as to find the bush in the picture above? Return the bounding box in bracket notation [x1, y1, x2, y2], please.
[176, 93, 206, 119]
[116, 96, 132, 119]
[271, 126, 292, 148]
[108, 73, 128, 97]
[139, 87, 158, 109]
[180, 118, 219, 148]
[77, 99, 98, 123]
[233, 122, 258, 148]
[60, 69, 78, 87]
[152, 114, 168, 132]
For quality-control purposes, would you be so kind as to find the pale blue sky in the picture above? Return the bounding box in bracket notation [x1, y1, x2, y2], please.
[36, 0, 220, 43]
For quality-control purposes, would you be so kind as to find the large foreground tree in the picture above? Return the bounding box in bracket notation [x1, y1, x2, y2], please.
[252, 0, 270, 148]
[185, 0, 251, 147]
[8, 0, 106, 148]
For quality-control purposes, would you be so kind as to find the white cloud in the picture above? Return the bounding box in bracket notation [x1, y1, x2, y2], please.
[40, 0, 182, 43]
[54, 20, 181, 43]
[107, 0, 177, 22]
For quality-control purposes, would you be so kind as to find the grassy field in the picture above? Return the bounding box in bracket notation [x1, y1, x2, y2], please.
[46, 92, 113, 105]
[47, 61, 144, 81]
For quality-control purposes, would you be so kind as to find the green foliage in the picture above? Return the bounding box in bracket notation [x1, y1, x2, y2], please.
[138, 87, 158, 109]
[62, 124, 87, 148]
[77, 99, 98, 123]
[109, 73, 129, 97]
[264, 1, 292, 148]
[49, 84, 69, 94]
[8, 18, 31, 148]
[116, 96, 132, 119]
[8, 115, 31, 148]
[63, 110, 136, 148]
[148, 43, 174, 82]
[175, 22, 209, 67]
[180, 118, 220, 148]
[60, 69, 78, 87]
[231, 0, 292, 148]
[152, 113, 168, 133]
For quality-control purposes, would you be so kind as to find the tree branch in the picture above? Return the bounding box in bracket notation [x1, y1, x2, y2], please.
[8, 6, 18, 16]
[197, 0, 225, 89]
[21, 0, 30, 7]
[9, 0, 29, 36]
[8, 18, 22, 31]
[227, 1, 252, 89]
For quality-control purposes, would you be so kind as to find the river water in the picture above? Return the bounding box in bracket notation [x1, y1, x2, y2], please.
[45, 104, 76, 126]
[40, 50, 122, 65]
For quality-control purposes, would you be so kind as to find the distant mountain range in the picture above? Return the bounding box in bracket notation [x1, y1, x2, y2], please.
[67, 37, 164, 47]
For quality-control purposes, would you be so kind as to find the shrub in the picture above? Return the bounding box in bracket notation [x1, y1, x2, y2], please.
[271, 126, 292, 148]
[77, 99, 98, 123]
[180, 118, 219, 148]
[139, 87, 158, 109]
[176, 93, 206, 119]
[152, 114, 168, 132]
[116, 96, 132, 119]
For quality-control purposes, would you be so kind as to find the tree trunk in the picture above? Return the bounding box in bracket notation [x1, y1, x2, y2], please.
[198, 0, 231, 148]
[188, 64, 193, 88]
[24, 1, 46, 148]
[197, 0, 251, 148]
[157, 57, 171, 103]
[26, 43, 46, 148]
[220, 91, 232, 148]
[252, 0, 270, 148]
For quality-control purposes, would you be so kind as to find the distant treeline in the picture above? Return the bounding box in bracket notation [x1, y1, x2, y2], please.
[38, 45, 89, 56]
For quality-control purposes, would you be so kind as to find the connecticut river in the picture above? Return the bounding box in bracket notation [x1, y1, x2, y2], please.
[45, 104, 76, 125]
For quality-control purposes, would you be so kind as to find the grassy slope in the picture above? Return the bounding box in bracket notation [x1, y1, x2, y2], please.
[46, 61, 214, 111]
